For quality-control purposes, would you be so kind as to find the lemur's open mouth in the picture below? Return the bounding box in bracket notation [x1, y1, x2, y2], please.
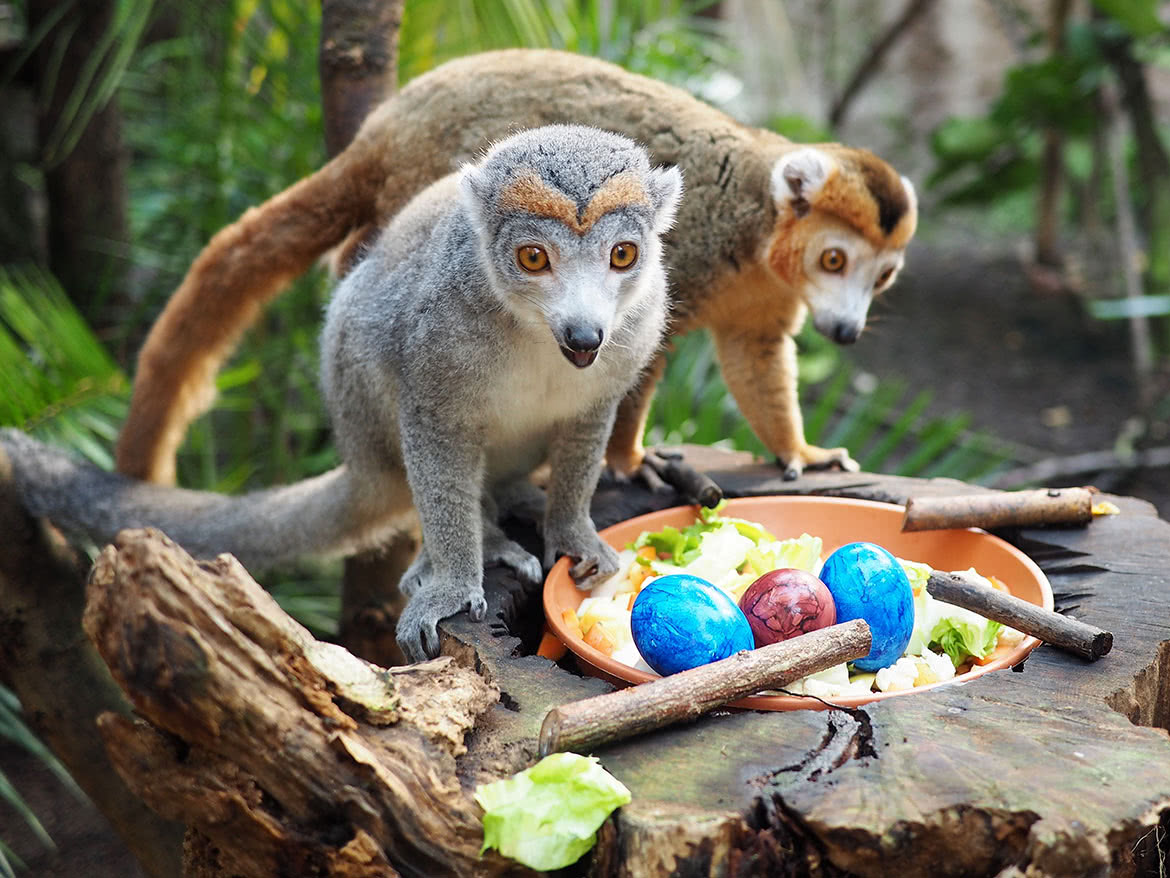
[560, 347, 599, 368]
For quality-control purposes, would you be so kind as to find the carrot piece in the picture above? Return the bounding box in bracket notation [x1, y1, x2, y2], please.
[583, 623, 616, 656]
[537, 627, 568, 661]
[561, 609, 583, 639]
[627, 592, 637, 611]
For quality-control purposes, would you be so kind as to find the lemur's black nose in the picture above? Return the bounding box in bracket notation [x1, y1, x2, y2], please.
[831, 322, 861, 345]
[560, 325, 604, 368]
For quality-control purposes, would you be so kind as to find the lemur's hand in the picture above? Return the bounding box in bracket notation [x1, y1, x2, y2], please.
[777, 444, 860, 481]
[396, 581, 487, 662]
[543, 520, 620, 590]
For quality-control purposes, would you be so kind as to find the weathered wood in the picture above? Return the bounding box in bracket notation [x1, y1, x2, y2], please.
[539, 619, 871, 756]
[926, 570, 1112, 660]
[902, 487, 1094, 531]
[81, 528, 515, 878]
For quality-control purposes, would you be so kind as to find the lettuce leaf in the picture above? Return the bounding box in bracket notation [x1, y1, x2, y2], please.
[632, 502, 777, 567]
[929, 616, 1002, 667]
[476, 752, 631, 870]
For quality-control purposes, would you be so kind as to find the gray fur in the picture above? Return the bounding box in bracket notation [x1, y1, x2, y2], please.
[1, 124, 682, 663]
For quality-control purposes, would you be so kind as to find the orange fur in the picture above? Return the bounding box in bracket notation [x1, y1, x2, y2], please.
[816, 148, 916, 249]
[497, 171, 649, 234]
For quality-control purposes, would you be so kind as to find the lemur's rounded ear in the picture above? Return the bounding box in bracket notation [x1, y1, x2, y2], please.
[771, 148, 836, 216]
[901, 175, 918, 216]
[646, 165, 684, 231]
[459, 165, 491, 235]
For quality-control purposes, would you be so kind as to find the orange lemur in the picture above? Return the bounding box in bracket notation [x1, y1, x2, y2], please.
[116, 48, 917, 487]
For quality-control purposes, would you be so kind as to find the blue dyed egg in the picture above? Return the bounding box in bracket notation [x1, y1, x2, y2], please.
[818, 542, 914, 672]
[631, 574, 754, 676]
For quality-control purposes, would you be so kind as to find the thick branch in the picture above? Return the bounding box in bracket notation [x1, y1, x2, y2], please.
[82, 528, 510, 878]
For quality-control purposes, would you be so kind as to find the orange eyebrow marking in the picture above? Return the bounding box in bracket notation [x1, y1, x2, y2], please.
[497, 172, 649, 234]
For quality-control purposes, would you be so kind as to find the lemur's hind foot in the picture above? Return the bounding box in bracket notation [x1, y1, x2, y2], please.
[778, 444, 860, 481]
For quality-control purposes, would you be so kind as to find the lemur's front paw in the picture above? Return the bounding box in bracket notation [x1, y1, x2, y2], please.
[396, 581, 487, 662]
[778, 444, 861, 481]
[543, 523, 620, 590]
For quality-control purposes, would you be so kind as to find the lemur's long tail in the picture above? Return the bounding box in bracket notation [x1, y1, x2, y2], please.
[114, 145, 383, 485]
[5, 430, 408, 571]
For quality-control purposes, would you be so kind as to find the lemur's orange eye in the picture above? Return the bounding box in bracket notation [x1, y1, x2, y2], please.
[517, 246, 549, 272]
[610, 242, 638, 270]
[875, 267, 895, 288]
[820, 248, 847, 273]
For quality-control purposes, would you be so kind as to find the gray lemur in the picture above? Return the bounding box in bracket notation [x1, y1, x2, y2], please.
[1, 124, 684, 662]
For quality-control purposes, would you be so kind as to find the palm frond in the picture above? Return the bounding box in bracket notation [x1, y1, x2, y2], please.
[0, 266, 127, 467]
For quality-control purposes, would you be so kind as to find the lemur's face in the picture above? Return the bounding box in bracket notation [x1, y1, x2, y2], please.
[461, 150, 682, 368]
[795, 216, 906, 345]
[487, 189, 660, 369]
[765, 146, 917, 346]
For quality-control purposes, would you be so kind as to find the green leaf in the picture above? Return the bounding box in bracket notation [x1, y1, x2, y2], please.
[1091, 0, 1164, 37]
[476, 753, 631, 870]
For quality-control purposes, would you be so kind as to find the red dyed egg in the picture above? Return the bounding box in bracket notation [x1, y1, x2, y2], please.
[738, 568, 837, 647]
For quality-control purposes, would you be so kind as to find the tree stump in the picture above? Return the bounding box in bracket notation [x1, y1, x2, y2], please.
[5, 445, 1170, 876]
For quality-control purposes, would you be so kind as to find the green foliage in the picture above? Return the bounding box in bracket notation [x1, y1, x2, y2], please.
[928, 21, 1106, 207]
[0, 683, 90, 877]
[120, 0, 333, 490]
[1091, 0, 1163, 38]
[647, 328, 1008, 482]
[399, 0, 730, 84]
[0, 267, 128, 465]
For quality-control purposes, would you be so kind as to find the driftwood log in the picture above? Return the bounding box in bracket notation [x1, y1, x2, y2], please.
[3, 444, 1170, 876]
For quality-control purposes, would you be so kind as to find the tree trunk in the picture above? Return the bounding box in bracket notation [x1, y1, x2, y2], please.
[318, 0, 414, 667]
[5, 445, 1170, 875]
[1033, 0, 1072, 270]
[319, 0, 405, 159]
[26, 0, 131, 334]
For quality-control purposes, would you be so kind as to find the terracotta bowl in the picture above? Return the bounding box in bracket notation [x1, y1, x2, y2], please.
[543, 495, 1053, 710]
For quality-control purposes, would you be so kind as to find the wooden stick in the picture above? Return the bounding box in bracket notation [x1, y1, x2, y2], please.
[539, 619, 870, 756]
[926, 571, 1112, 661]
[902, 488, 1094, 532]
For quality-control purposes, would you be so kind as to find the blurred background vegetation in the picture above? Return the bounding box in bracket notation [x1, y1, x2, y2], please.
[1, 0, 1169, 872]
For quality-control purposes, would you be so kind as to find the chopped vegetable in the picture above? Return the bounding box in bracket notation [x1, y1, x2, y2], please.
[584, 622, 617, 656]
[476, 752, 631, 870]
